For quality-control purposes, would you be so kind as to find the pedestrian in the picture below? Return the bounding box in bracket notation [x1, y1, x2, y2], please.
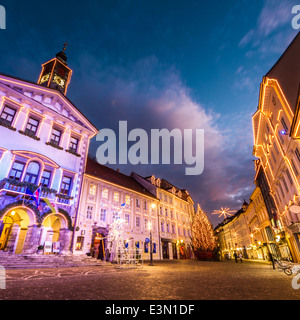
[239, 253, 243, 263]
[268, 251, 275, 270]
[234, 251, 238, 263]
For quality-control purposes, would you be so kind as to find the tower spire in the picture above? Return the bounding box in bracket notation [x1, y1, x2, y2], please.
[37, 44, 73, 95]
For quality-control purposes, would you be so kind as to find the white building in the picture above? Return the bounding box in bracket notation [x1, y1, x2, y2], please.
[0, 49, 98, 254]
[131, 173, 195, 260]
[74, 158, 160, 261]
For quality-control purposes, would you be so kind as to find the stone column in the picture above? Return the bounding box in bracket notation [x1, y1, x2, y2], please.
[22, 225, 41, 254]
[58, 228, 73, 255]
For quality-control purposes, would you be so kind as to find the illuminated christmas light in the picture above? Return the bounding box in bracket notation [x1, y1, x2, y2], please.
[212, 207, 235, 219]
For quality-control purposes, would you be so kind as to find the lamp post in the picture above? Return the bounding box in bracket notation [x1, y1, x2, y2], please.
[148, 221, 153, 266]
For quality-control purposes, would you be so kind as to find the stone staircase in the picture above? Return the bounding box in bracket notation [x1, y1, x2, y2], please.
[0, 252, 107, 269]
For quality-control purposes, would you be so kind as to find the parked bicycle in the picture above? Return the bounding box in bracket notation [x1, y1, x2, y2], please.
[274, 258, 294, 276]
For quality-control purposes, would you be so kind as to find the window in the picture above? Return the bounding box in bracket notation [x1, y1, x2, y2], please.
[282, 176, 289, 193]
[144, 218, 148, 230]
[178, 227, 181, 235]
[113, 192, 119, 202]
[144, 201, 147, 210]
[100, 208, 106, 222]
[271, 151, 276, 164]
[102, 188, 108, 199]
[125, 195, 131, 206]
[286, 169, 293, 186]
[183, 228, 186, 236]
[165, 208, 168, 216]
[172, 224, 175, 234]
[40, 170, 51, 187]
[9, 161, 25, 181]
[169, 197, 172, 204]
[0, 106, 16, 125]
[161, 221, 164, 232]
[89, 184, 96, 196]
[135, 216, 140, 228]
[291, 158, 299, 177]
[136, 198, 140, 208]
[25, 117, 39, 136]
[50, 128, 62, 146]
[76, 236, 84, 251]
[167, 223, 170, 233]
[86, 206, 93, 219]
[24, 161, 40, 185]
[60, 176, 72, 195]
[69, 136, 79, 153]
[281, 117, 288, 132]
[125, 214, 130, 225]
[159, 206, 162, 215]
[295, 148, 300, 163]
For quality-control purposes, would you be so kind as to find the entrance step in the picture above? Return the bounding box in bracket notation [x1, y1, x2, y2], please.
[0, 252, 106, 269]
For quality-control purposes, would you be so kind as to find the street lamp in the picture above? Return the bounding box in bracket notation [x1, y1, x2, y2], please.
[148, 221, 153, 266]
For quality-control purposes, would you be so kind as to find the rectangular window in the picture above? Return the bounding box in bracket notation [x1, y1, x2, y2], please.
[282, 176, 289, 193]
[50, 128, 62, 146]
[291, 158, 299, 177]
[89, 184, 97, 196]
[135, 216, 140, 228]
[60, 176, 72, 195]
[144, 201, 147, 210]
[165, 208, 168, 216]
[167, 223, 170, 233]
[125, 214, 130, 225]
[286, 169, 293, 186]
[113, 192, 119, 203]
[178, 227, 181, 235]
[69, 136, 79, 153]
[136, 198, 140, 208]
[295, 148, 300, 163]
[25, 117, 39, 136]
[102, 188, 108, 199]
[9, 161, 25, 181]
[40, 170, 51, 187]
[125, 195, 131, 206]
[100, 208, 106, 222]
[172, 224, 175, 234]
[86, 206, 93, 219]
[161, 222, 164, 232]
[281, 117, 288, 132]
[0, 105, 16, 125]
[271, 151, 276, 164]
[144, 218, 148, 230]
[273, 143, 279, 155]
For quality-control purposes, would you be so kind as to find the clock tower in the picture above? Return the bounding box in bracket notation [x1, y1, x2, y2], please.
[37, 43, 73, 95]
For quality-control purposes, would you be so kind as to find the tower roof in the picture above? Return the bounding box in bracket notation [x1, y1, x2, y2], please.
[266, 31, 300, 113]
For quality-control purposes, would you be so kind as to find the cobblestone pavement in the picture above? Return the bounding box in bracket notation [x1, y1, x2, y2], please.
[0, 259, 299, 300]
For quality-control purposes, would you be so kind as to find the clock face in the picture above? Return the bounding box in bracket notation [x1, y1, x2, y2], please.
[40, 73, 50, 84]
[53, 74, 66, 87]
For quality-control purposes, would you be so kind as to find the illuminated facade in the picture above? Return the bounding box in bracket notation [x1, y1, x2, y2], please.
[252, 32, 300, 262]
[0, 50, 98, 255]
[74, 158, 160, 260]
[131, 173, 195, 260]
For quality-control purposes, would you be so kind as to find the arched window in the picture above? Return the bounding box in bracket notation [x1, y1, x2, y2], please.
[24, 162, 40, 185]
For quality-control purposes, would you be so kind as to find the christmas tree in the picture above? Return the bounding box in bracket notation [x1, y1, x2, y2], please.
[192, 204, 217, 260]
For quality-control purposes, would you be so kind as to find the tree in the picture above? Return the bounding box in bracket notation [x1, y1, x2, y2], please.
[192, 204, 217, 260]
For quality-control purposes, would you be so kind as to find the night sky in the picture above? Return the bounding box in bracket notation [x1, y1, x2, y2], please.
[0, 0, 298, 226]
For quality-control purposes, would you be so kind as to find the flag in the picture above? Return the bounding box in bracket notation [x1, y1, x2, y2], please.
[25, 186, 41, 207]
[44, 198, 58, 213]
[121, 203, 126, 207]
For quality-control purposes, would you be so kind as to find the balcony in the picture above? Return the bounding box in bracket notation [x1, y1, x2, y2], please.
[0, 178, 57, 198]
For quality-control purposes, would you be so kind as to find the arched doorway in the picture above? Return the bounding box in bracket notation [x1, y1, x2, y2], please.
[40, 213, 68, 254]
[0, 207, 35, 254]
